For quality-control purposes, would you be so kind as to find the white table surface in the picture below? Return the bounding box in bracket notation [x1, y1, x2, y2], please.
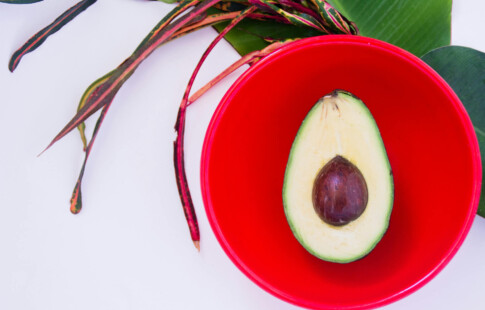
[1, 1, 484, 309]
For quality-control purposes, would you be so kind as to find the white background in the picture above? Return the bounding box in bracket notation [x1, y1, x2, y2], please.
[0, 1, 484, 309]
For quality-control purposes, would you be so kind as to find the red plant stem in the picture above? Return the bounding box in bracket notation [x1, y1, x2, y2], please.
[174, 6, 257, 250]
[181, 6, 258, 103]
[187, 51, 261, 104]
[188, 39, 294, 104]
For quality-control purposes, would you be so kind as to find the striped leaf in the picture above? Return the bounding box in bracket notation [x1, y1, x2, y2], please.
[278, 0, 325, 26]
[72, 0, 199, 148]
[309, 0, 356, 34]
[63, 4, 249, 227]
[31, 0, 356, 249]
[211, 0, 356, 54]
[75, 10, 243, 149]
[8, 0, 97, 72]
[70, 6, 242, 209]
[174, 6, 256, 249]
[43, 0, 221, 154]
[255, 0, 326, 32]
[76, 71, 114, 150]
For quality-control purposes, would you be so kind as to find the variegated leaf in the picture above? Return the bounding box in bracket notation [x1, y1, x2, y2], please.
[9, 0, 97, 72]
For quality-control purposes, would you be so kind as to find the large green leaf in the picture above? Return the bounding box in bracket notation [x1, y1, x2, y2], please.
[327, 0, 451, 57]
[217, 0, 451, 57]
[421, 46, 485, 216]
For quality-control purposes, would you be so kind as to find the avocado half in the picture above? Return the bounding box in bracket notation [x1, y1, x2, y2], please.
[283, 90, 394, 263]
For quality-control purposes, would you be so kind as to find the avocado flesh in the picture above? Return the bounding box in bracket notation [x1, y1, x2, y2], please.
[283, 90, 393, 263]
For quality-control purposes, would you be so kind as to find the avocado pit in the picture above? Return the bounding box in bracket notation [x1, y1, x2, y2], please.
[312, 155, 368, 226]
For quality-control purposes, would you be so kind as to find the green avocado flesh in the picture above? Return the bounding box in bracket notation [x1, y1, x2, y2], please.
[283, 90, 394, 263]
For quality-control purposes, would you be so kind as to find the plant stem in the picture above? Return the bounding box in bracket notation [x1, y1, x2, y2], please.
[174, 6, 257, 250]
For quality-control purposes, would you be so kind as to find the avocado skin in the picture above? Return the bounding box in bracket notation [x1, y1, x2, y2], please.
[282, 90, 394, 264]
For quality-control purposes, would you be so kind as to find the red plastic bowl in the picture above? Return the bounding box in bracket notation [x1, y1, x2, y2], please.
[200, 36, 482, 309]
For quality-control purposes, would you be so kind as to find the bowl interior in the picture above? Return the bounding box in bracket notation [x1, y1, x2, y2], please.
[201, 36, 480, 309]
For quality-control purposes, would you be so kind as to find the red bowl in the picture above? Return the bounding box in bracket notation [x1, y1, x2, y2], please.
[200, 36, 482, 309]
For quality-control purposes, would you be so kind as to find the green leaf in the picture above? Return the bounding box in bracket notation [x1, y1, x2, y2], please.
[421, 46, 485, 216]
[212, 17, 322, 55]
[327, 0, 451, 57]
[0, 0, 43, 3]
[217, 0, 447, 57]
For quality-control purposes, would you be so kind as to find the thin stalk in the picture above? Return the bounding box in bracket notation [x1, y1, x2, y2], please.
[187, 39, 294, 104]
[70, 103, 112, 214]
[174, 6, 257, 250]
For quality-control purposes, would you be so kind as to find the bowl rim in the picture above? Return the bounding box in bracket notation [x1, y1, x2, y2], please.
[200, 35, 482, 309]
